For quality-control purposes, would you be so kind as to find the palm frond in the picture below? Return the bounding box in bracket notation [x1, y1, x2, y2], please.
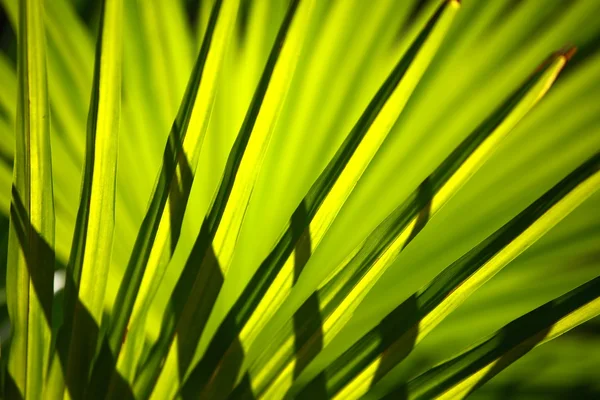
[0, 0, 598, 399]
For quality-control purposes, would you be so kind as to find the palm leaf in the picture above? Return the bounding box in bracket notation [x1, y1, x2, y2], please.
[0, 1, 598, 399]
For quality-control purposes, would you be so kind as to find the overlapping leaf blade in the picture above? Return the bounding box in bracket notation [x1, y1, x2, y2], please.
[137, 1, 318, 398]
[72, 0, 241, 398]
[404, 274, 600, 400]
[174, 1, 460, 398]
[307, 152, 600, 400]
[245, 46, 572, 400]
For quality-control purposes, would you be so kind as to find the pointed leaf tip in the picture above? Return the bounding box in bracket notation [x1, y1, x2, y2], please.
[561, 46, 577, 61]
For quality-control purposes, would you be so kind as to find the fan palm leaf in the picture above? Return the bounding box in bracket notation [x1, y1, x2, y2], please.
[0, 0, 599, 399]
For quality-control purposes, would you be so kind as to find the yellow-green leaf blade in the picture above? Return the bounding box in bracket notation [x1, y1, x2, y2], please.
[52, 0, 123, 398]
[5, 0, 55, 398]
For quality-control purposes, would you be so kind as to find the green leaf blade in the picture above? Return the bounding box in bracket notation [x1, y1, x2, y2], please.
[5, 0, 55, 398]
[49, 0, 123, 398]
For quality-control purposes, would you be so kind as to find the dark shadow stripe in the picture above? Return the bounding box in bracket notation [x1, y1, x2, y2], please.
[0, 3, 16, 62]
[402, 178, 432, 251]
[381, 383, 409, 400]
[0, 144, 13, 167]
[464, 325, 552, 398]
[8, 186, 132, 400]
[372, 295, 420, 385]
[296, 371, 329, 400]
[9, 187, 54, 325]
[4, 372, 24, 400]
[291, 201, 311, 284]
[561, 31, 600, 81]
[175, 243, 224, 381]
[183, 0, 202, 32]
[494, 0, 526, 25]
[292, 294, 324, 377]
[178, 205, 309, 397]
[291, 201, 323, 378]
[60, 279, 134, 400]
[228, 373, 258, 400]
[178, 202, 315, 398]
[169, 146, 194, 253]
[106, 0, 225, 362]
[141, 1, 304, 397]
[488, 0, 568, 49]
[396, 0, 435, 39]
[237, 0, 252, 43]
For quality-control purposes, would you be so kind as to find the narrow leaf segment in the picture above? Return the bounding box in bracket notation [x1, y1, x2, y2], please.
[47, 0, 123, 398]
[6, 0, 55, 398]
